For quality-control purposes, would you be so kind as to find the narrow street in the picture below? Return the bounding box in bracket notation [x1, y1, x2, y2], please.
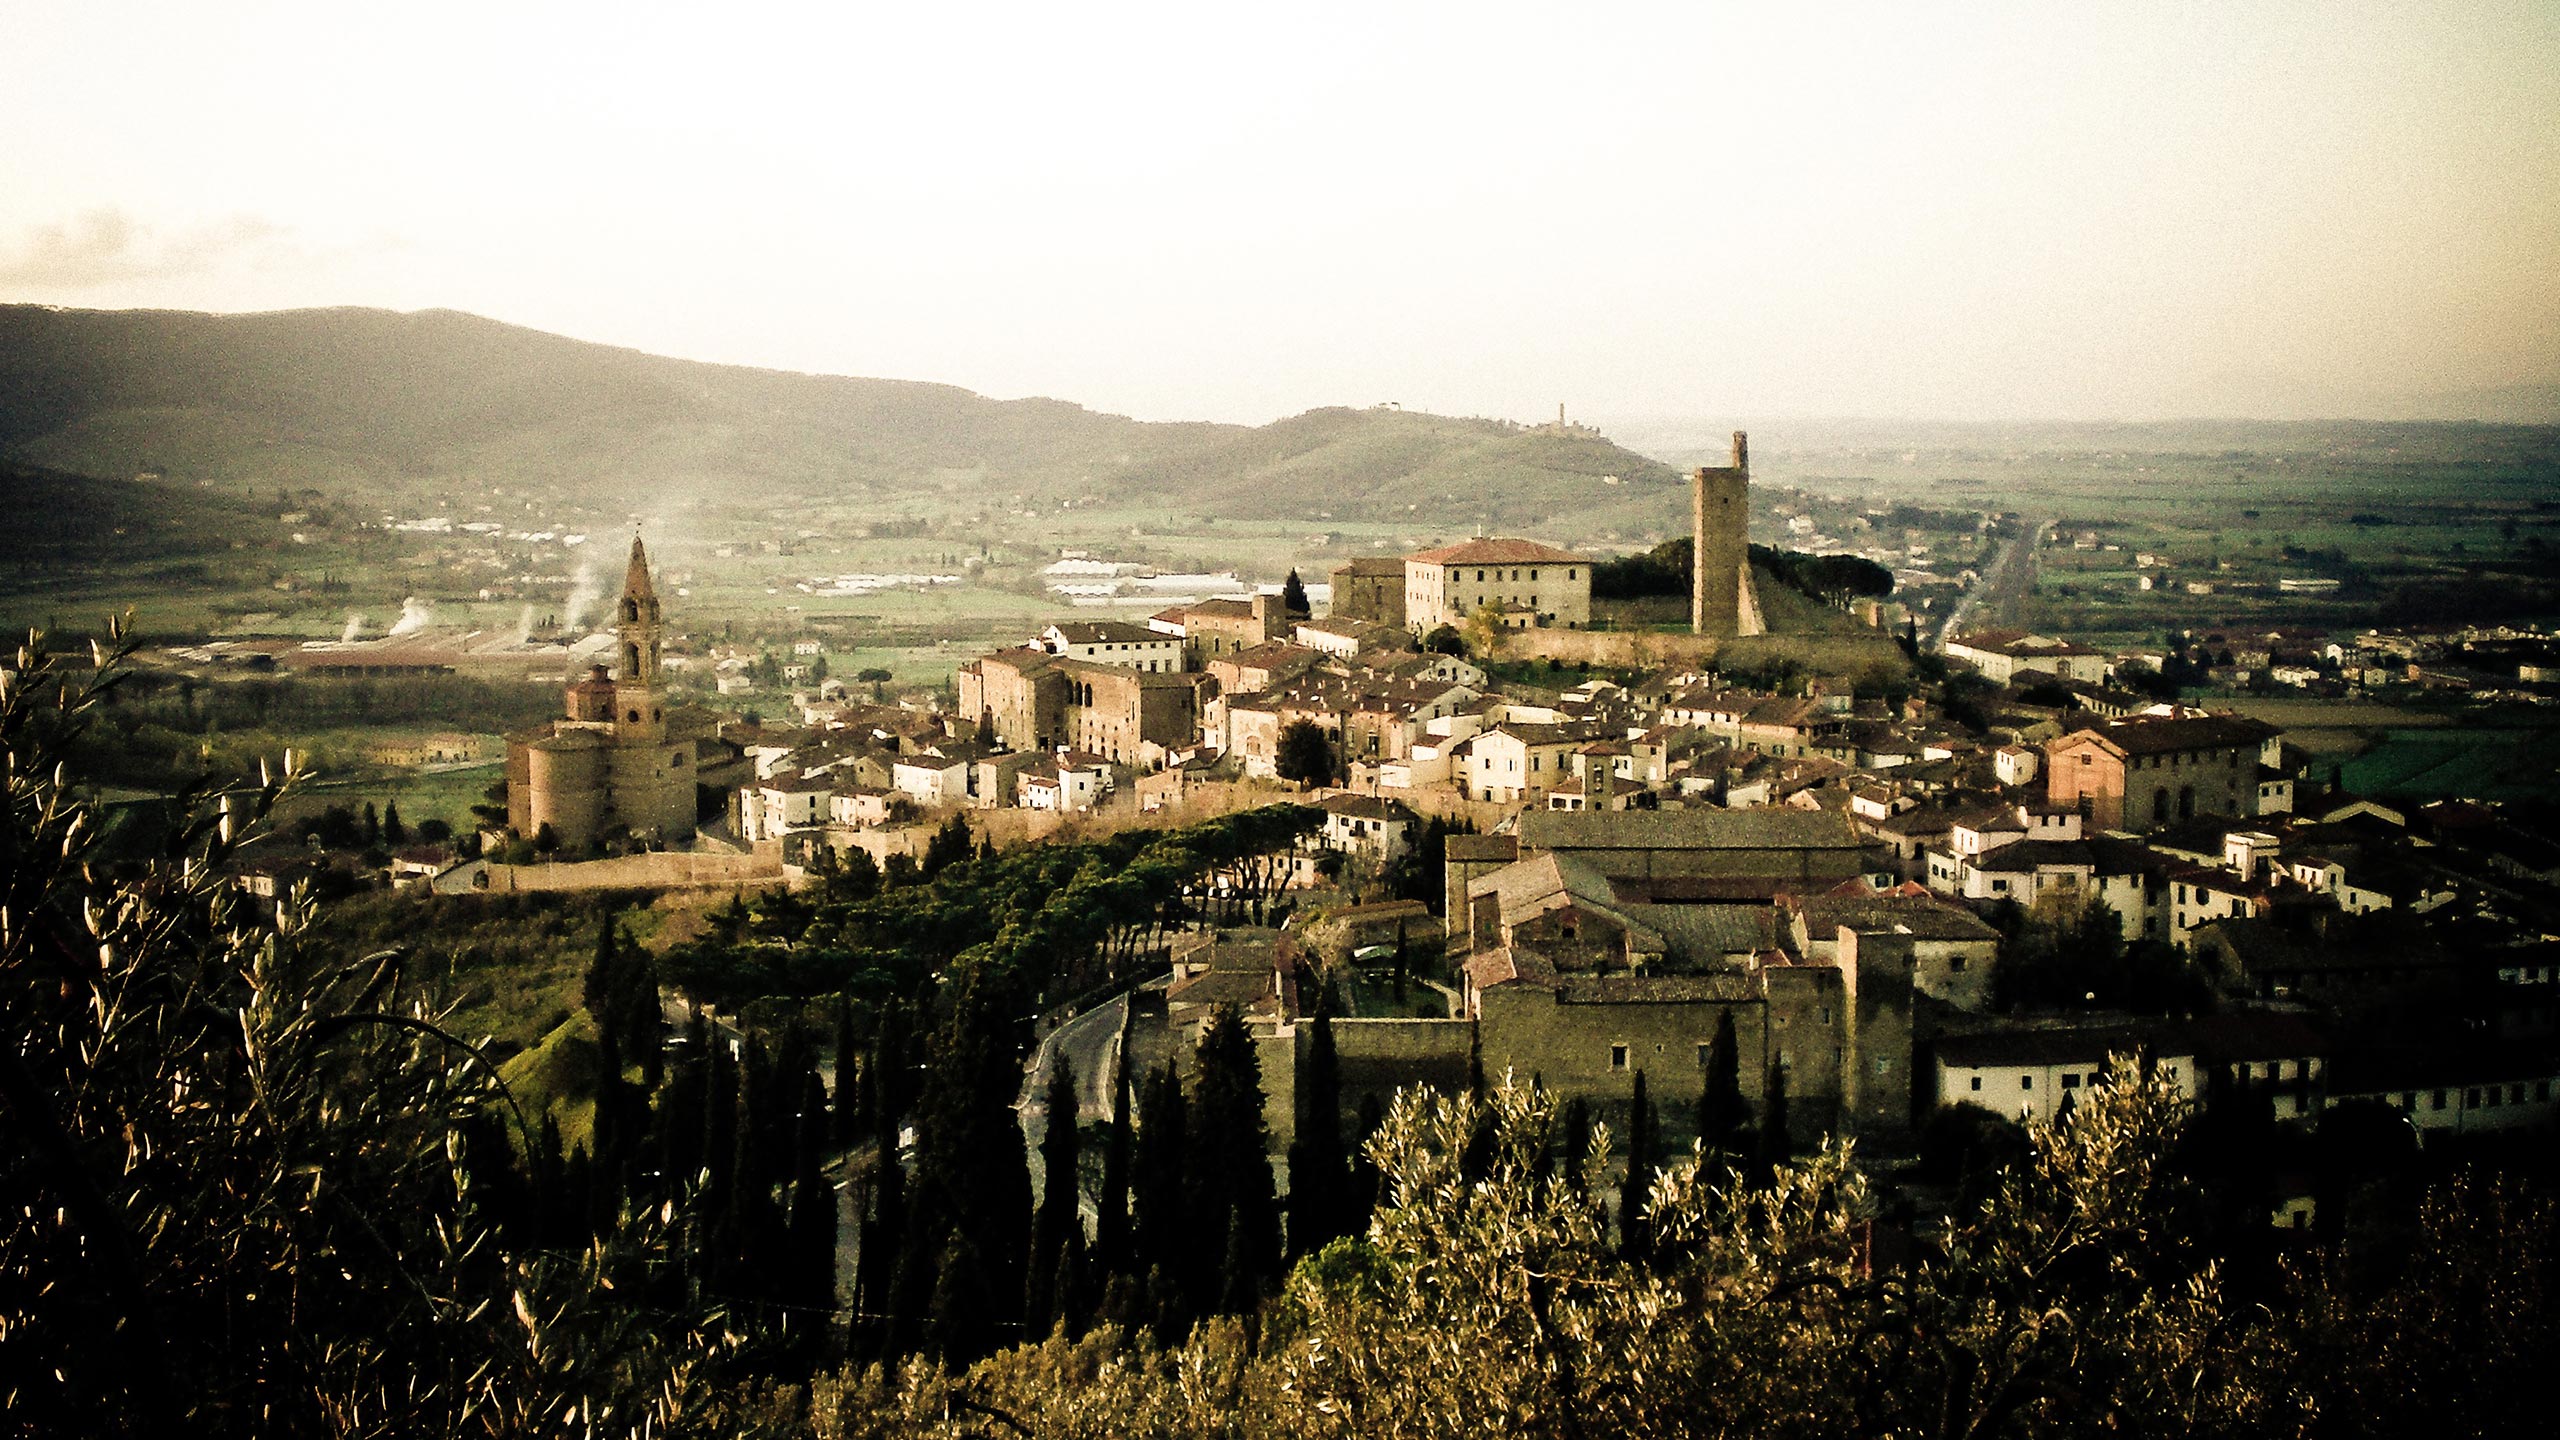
[1938, 512, 2047, 648]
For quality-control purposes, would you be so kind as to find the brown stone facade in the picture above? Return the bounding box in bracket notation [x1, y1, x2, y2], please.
[1328, 557, 1408, 629]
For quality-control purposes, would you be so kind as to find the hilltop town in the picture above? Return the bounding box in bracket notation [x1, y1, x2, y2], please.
[168, 439, 2560, 1216]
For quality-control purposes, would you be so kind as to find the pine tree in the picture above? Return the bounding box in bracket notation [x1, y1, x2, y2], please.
[1281, 568, 1311, 616]
[1026, 1051, 1081, 1336]
[1619, 1069, 1656, 1263]
[1700, 1010, 1750, 1159]
[1287, 992, 1348, 1258]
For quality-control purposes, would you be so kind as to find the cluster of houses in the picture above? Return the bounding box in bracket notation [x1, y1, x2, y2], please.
[695, 535, 2560, 1206]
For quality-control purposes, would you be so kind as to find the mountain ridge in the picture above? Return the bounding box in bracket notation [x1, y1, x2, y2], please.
[0, 303, 1684, 528]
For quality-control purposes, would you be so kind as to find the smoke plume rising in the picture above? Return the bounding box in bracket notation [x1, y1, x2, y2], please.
[387, 597, 434, 637]
[563, 562, 602, 632]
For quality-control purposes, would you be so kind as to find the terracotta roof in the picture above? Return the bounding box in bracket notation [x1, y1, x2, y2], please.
[1047, 619, 1166, 645]
[2059, 714, 2277, 757]
[1521, 808, 1864, 852]
[1406, 538, 1583, 565]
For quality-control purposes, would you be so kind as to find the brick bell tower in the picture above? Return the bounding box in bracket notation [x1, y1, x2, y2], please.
[613, 532, 666, 742]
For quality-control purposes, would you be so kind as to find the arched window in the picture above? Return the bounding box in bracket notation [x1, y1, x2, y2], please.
[624, 598, 639, 623]
[2179, 785, 2196, 821]
[627, 709, 641, 722]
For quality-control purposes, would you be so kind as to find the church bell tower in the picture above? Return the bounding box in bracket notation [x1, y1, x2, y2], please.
[613, 533, 666, 740]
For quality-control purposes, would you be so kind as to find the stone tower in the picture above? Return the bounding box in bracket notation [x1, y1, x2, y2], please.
[1691, 430, 1751, 637]
[618, 533, 663, 685]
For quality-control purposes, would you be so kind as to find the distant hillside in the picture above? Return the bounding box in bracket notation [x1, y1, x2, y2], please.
[0, 458, 275, 584]
[0, 305, 1682, 529]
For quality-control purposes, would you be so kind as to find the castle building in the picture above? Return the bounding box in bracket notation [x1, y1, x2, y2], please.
[1692, 430, 1764, 639]
[1403, 538, 1591, 632]
[504, 535, 698, 848]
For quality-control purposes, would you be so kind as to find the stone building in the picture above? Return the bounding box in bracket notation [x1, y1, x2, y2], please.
[1328, 556, 1408, 628]
[505, 535, 698, 848]
[2044, 714, 2279, 832]
[1402, 538, 1591, 632]
[957, 646, 1207, 767]
[1163, 595, 1288, 666]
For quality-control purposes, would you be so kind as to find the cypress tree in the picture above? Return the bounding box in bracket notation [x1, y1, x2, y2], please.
[1026, 1051, 1081, 1336]
[1131, 1063, 1187, 1294]
[1287, 992, 1347, 1258]
[830, 993, 862, 1149]
[903, 966, 1032, 1364]
[786, 1059, 840, 1348]
[1185, 1007, 1277, 1315]
[1759, 1059, 1793, 1174]
[1560, 1095, 1593, 1194]
[1052, 1228, 1089, 1341]
[1619, 1069, 1656, 1263]
[381, 798, 406, 846]
[1347, 1091, 1386, 1235]
[1700, 1010, 1750, 1159]
[926, 1230, 991, 1360]
[1095, 1028, 1133, 1274]
[655, 1008, 710, 1198]
[702, 1027, 739, 1212]
[853, 1065, 907, 1357]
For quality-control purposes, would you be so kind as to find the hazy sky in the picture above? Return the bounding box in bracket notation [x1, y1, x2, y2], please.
[4, 2, 2555, 424]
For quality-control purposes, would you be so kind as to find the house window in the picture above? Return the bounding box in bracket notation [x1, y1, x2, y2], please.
[2021, 1075, 2035, 1090]
[1697, 1043, 1711, 1067]
[2432, 1089, 2448, 1110]
[1949, 955, 1968, 973]
[1969, 1075, 1983, 1092]
[1610, 1043, 1629, 1070]
[2063, 1073, 2081, 1089]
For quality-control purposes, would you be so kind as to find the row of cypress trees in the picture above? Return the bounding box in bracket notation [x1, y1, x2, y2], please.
[528, 913, 1797, 1378]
